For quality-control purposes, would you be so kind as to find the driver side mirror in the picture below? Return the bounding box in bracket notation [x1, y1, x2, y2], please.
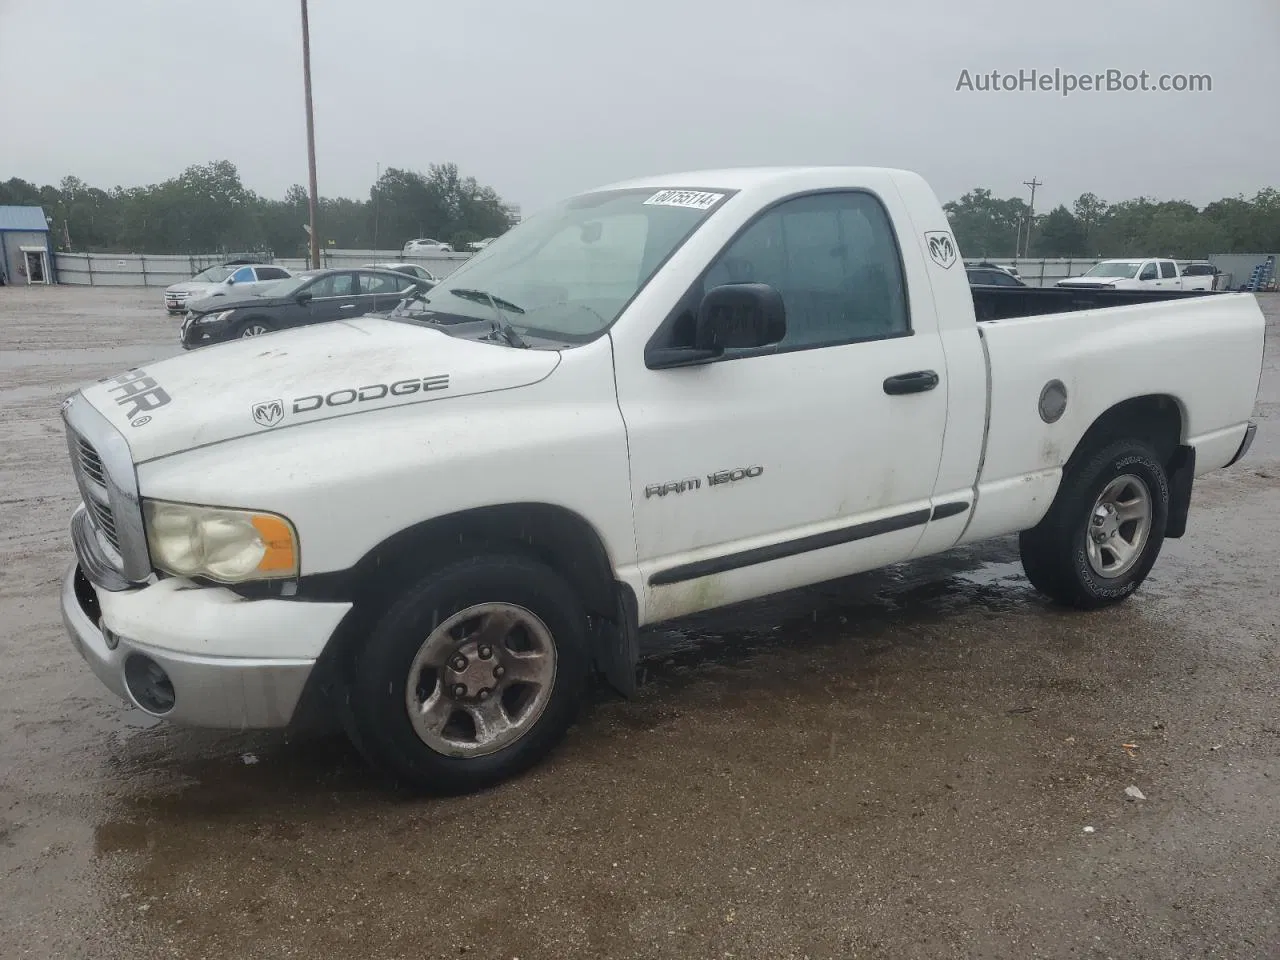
[647, 283, 787, 369]
[226, 277, 236, 285]
[295, 291, 313, 305]
[695, 283, 786, 351]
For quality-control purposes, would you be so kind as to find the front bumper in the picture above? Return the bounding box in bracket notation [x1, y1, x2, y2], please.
[60, 561, 351, 728]
[179, 313, 225, 349]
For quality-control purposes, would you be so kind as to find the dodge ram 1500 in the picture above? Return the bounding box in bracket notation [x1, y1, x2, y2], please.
[59, 166, 1265, 792]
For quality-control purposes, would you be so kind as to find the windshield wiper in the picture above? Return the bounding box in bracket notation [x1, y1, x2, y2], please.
[392, 288, 432, 315]
[449, 288, 526, 315]
[450, 287, 529, 348]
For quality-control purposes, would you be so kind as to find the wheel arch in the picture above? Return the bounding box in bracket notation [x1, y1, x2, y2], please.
[1065, 393, 1193, 538]
[296, 503, 639, 718]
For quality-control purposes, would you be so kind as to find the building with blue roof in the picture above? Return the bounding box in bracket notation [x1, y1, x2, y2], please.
[0, 205, 54, 284]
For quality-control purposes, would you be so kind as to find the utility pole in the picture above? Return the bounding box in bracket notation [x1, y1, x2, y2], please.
[1022, 177, 1042, 258]
[373, 161, 381, 251]
[300, 0, 321, 269]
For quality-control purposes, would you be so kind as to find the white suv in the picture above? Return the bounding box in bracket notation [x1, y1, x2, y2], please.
[164, 263, 292, 313]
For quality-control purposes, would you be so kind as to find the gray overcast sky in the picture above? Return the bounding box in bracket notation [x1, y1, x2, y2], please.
[2, 0, 1277, 214]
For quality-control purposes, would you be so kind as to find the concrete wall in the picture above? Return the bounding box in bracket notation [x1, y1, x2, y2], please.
[52, 249, 470, 286]
[0, 230, 53, 284]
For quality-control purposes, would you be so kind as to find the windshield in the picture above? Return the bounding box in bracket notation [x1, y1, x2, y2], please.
[397, 187, 731, 342]
[1084, 261, 1142, 278]
[192, 265, 234, 283]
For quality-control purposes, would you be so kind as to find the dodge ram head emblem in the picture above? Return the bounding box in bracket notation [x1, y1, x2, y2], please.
[924, 231, 957, 269]
[252, 399, 285, 428]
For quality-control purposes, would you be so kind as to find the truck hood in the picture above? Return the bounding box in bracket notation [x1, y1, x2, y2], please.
[76, 316, 561, 463]
[1057, 277, 1120, 287]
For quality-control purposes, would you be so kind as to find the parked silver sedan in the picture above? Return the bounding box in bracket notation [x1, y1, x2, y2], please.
[364, 262, 439, 286]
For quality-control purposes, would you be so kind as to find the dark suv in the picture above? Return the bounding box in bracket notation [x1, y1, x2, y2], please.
[966, 265, 1026, 287]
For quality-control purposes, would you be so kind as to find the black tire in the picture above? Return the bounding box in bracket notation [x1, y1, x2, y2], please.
[344, 554, 589, 794]
[1019, 439, 1169, 610]
[236, 318, 274, 338]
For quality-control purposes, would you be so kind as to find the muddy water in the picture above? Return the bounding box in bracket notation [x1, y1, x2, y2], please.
[2, 286, 1277, 959]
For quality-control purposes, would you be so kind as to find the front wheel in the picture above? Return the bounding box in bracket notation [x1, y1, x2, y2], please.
[1019, 439, 1169, 609]
[238, 319, 273, 338]
[344, 554, 590, 794]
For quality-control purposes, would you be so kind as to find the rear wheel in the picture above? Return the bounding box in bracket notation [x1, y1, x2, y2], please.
[1019, 439, 1169, 609]
[344, 554, 589, 794]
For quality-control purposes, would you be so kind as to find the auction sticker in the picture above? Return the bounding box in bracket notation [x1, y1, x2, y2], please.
[643, 189, 725, 210]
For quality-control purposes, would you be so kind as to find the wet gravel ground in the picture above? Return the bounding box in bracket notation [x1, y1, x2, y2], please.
[1, 285, 1277, 960]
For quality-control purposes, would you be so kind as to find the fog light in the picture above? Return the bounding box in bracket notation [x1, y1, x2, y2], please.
[103, 628, 120, 651]
[123, 654, 176, 715]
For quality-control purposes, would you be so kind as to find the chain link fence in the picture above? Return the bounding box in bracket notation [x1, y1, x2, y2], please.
[50, 249, 1278, 291]
[53, 250, 471, 286]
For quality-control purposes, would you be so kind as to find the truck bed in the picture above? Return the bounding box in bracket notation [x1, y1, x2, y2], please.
[972, 285, 1221, 322]
[963, 289, 1263, 547]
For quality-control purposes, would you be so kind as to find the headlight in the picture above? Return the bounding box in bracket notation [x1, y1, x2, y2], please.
[197, 310, 235, 325]
[143, 500, 298, 582]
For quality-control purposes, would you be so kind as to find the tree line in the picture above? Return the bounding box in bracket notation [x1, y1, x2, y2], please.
[0, 160, 516, 256]
[3, 161, 1277, 260]
[946, 186, 1280, 260]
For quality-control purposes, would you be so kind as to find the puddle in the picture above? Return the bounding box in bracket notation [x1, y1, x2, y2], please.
[951, 559, 1028, 587]
[636, 544, 1034, 679]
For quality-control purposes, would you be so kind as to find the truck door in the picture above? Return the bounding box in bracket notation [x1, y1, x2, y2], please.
[1159, 260, 1181, 289]
[1138, 260, 1160, 288]
[613, 189, 948, 622]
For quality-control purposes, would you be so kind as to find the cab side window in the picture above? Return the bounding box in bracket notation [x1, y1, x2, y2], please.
[701, 191, 909, 351]
[1139, 262, 1158, 281]
[357, 272, 402, 295]
[1160, 261, 1177, 279]
[230, 266, 255, 283]
[308, 273, 355, 298]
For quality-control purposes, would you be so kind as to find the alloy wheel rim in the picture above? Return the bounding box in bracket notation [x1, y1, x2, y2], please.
[404, 602, 557, 757]
[1085, 473, 1152, 578]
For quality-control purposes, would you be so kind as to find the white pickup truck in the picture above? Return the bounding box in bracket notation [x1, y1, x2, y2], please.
[59, 167, 1265, 793]
[1057, 257, 1187, 291]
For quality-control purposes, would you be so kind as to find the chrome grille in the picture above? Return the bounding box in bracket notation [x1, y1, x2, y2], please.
[69, 430, 122, 553]
[86, 496, 120, 549]
[76, 437, 107, 486]
[63, 392, 149, 590]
